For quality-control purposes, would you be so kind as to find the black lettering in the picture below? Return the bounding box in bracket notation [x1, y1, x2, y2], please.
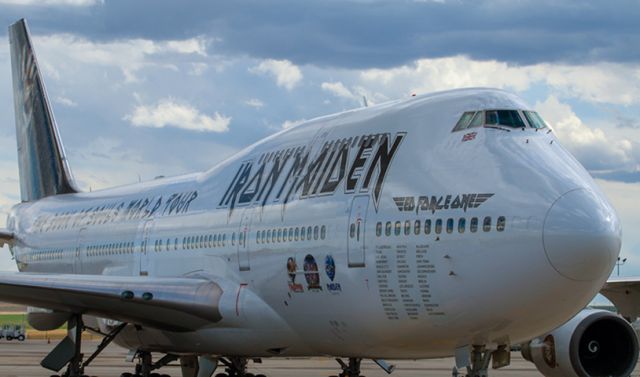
[362, 133, 405, 206]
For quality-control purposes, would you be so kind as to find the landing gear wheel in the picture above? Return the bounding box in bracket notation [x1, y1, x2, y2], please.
[120, 373, 133, 377]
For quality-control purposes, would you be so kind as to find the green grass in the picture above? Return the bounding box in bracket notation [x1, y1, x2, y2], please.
[0, 313, 27, 326]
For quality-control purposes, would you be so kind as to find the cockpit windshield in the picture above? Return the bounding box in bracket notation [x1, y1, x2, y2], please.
[452, 109, 548, 132]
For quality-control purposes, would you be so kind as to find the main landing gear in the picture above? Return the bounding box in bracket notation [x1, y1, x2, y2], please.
[334, 358, 363, 377]
[452, 345, 510, 377]
[214, 357, 265, 377]
[42, 314, 127, 377]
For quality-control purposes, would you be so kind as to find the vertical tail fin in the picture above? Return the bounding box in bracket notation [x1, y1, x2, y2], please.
[9, 19, 78, 202]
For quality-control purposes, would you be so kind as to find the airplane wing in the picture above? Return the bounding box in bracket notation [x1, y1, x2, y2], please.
[601, 277, 640, 321]
[0, 272, 222, 331]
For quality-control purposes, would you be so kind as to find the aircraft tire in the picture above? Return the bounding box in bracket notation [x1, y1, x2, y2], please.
[17, 335, 24, 341]
[6, 335, 12, 341]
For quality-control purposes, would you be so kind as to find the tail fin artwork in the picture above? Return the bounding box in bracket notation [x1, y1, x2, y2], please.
[9, 19, 77, 202]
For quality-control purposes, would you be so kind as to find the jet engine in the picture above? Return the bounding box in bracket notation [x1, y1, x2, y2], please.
[521, 309, 638, 377]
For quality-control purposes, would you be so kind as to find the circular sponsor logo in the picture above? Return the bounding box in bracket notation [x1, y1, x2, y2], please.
[325, 255, 336, 281]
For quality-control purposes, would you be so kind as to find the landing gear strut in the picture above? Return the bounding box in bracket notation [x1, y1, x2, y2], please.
[215, 357, 265, 377]
[120, 351, 176, 377]
[335, 358, 363, 377]
[41, 315, 127, 377]
[452, 345, 509, 377]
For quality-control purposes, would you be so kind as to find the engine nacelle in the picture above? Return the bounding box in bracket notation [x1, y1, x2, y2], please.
[521, 309, 638, 377]
[27, 306, 71, 331]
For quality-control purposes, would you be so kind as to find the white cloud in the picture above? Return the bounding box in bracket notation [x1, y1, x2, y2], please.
[55, 96, 77, 107]
[34, 34, 210, 82]
[0, 0, 100, 6]
[189, 63, 208, 76]
[321, 81, 356, 99]
[126, 99, 231, 133]
[359, 56, 640, 106]
[535, 96, 636, 171]
[245, 98, 265, 109]
[282, 119, 306, 129]
[251, 59, 302, 90]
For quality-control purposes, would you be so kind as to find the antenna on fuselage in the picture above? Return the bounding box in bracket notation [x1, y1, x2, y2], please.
[362, 96, 369, 108]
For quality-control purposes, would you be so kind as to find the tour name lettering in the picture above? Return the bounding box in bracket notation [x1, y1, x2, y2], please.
[33, 190, 198, 233]
[393, 193, 494, 214]
[219, 132, 406, 215]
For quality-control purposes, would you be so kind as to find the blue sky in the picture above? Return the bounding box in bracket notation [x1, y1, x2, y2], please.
[0, 0, 638, 278]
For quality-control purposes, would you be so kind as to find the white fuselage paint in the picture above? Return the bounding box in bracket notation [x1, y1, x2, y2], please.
[5, 89, 615, 359]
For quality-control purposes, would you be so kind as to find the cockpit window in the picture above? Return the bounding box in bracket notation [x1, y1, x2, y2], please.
[468, 111, 484, 128]
[485, 110, 525, 128]
[453, 109, 532, 132]
[453, 111, 476, 131]
[523, 111, 547, 129]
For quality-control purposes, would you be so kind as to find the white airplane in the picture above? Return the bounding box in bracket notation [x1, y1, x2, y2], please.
[0, 18, 638, 377]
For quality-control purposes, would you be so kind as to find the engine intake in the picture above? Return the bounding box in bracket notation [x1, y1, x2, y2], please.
[522, 309, 638, 377]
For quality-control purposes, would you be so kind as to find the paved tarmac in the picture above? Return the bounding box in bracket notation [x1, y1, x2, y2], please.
[0, 339, 638, 377]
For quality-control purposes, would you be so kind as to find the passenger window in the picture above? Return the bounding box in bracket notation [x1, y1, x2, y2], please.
[376, 222, 382, 237]
[458, 218, 466, 233]
[424, 219, 431, 234]
[289, 228, 294, 241]
[295, 227, 300, 241]
[321, 225, 326, 240]
[222, 234, 226, 246]
[277, 229, 282, 242]
[435, 219, 442, 234]
[453, 111, 476, 132]
[301, 227, 306, 240]
[272, 229, 277, 243]
[350, 223, 356, 238]
[232, 232, 236, 246]
[404, 220, 411, 235]
[266, 229, 271, 243]
[414, 220, 421, 235]
[385, 221, 392, 236]
[446, 218, 454, 234]
[497, 216, 506, 232]
[483, 217, 492, 232]
[470, 217, 478, 233]
[314, 226, 319, 240]
[239, 231, 245, 246]
[256, 231, 261, 244]
[307, 226, 313, 240]
[394, 221, 401, 236]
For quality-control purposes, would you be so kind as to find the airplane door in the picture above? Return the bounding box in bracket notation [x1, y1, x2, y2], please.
[347, 195, 369, 268]
[138, 220, 154, 276]
[237, 208, 254, 271]
[74, 228, 87, 274]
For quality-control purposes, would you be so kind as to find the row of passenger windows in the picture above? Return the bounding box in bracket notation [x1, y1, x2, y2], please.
[453, 109, 548, 132]
[23, 248, 65, 262]
[256, 225, 327, 244]
[376, 216, 506, 237]
[88, 242, 135, 256]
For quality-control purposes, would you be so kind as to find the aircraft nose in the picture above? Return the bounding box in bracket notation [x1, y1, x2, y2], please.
[543, 188, 621, 282]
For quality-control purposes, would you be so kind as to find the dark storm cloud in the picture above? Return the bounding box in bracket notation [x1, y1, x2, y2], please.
[1, 0, 639, 69]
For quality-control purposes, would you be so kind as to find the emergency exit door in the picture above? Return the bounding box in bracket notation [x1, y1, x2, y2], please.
[347, 196, 369, 268]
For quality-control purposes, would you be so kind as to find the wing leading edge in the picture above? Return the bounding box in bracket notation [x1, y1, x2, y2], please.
[0, 273, 222, 331]
[601, 277, 640, 321]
